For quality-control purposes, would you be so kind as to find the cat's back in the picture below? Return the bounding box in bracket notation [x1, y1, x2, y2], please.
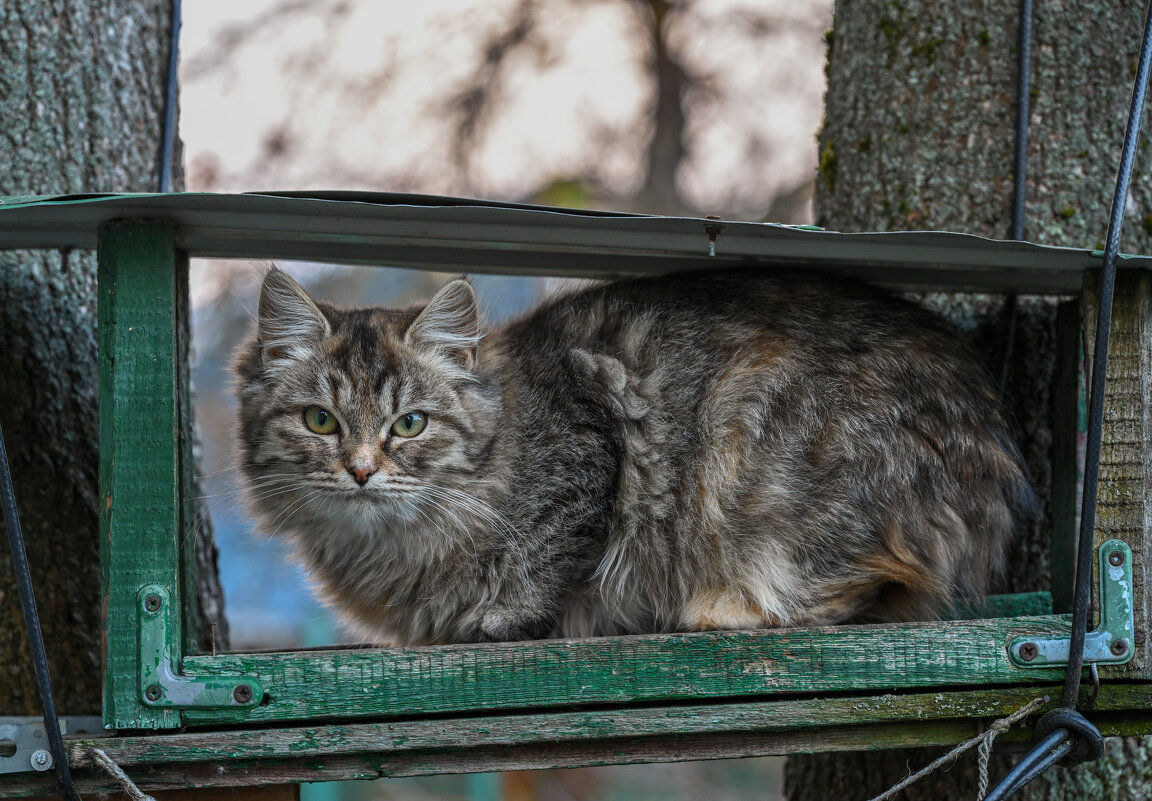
[490, 268, 1032, 634]
[496, 269, 979, 392]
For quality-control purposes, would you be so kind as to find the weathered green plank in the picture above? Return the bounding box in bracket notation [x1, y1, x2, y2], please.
[98, 222, 185, 729]
[0, 723, 1009, 798]
[79, 685, 1080, 764]
[1083, 270, 1152, 678]
[180, 616, 1074, 726]
[7, 683, 1152, 797]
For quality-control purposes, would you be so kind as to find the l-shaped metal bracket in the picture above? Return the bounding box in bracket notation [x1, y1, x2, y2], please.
[1009, 539, 1135, 668]
[138, 584, 263, 709]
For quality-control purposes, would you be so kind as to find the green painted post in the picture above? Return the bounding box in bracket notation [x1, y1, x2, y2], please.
[98, 221, 185, 729]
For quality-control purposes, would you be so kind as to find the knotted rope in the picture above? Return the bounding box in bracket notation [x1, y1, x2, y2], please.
[89, 747, 156, 801]
[866, 697, 1047, 801]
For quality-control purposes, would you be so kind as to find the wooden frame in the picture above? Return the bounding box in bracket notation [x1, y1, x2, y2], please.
[2, 193, 1151, 797]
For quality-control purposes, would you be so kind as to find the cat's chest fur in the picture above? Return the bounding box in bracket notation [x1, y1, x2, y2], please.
[235, 268, 1035, 645]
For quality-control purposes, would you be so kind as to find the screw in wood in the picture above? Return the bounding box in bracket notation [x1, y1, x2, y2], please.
[145, 684, 163, 702]
[233, 684, 253, 704]
[1111, 639, 1129, 656]
[1018, 642, 1039, 661]
[144, 594, 162, 613]
[1108, 550, 1125, 567]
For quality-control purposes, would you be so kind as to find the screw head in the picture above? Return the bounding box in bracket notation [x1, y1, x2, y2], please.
[145, 684, 163, 702]
[1136, 630, 1147, 645]
[1108, 550, 1126, 567]
[144, 594, 162, 613]
[1111, 639, 1129, 656]
[30, 749, 52, 771]
[1018, 642, 1039, 662]
[233, 684, 253, 704]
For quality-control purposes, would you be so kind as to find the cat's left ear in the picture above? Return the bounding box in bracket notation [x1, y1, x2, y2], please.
[258, 268, 331, 365]
[405, 278, 480, 373]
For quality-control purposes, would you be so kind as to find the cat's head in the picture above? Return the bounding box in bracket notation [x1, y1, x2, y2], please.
[234, 268, 488, 542]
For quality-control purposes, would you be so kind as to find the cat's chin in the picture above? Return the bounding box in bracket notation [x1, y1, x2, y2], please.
[324, 492, 420, 528]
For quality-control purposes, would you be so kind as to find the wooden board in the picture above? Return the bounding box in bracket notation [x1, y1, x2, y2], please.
[179, 615, 1074, 726]
[98, 222, 185, 730]
[5, 684, 1152, 797]
[1082, 270, 1152, 677]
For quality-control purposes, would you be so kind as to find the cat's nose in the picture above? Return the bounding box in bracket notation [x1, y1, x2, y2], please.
[349, 465, 377, 485]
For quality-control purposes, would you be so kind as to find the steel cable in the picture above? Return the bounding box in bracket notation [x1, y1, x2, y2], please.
[0, 425, 79, 801]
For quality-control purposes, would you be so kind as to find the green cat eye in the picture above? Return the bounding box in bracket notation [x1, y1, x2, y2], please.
[392, 411, 427, 438]
[303, 406, 339, 435]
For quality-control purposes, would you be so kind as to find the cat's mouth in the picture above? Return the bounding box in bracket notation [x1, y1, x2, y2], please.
[331, 487, 420, 522]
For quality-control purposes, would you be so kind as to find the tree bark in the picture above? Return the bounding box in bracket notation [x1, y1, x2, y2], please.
[0, 0, 225, 717]
[787, 0, 1152, 797]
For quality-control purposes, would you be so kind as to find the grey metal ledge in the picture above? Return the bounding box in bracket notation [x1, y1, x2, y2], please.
[0, 191, 1145, 293]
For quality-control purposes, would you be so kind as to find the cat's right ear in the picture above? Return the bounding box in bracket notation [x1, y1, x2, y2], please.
[405, 278, 480, 374]
[257, 268, 331, 365]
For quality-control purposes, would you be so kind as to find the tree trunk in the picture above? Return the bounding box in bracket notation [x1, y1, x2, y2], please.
[787, 0, 1152, 798]
[0, 0, 226, 717]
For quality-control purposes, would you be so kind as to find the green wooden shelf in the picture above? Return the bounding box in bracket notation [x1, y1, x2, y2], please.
[1, 192, 1150, 795]
[7, 684, 1152, 797]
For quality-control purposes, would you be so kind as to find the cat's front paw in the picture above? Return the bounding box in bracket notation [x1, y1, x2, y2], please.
[476, 608, 555, 642]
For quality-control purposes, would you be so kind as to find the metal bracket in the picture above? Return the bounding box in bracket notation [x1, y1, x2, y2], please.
[1009, 539, 1135, 668]
[138, 584, 263, 709]
[0, 717, 101, 775]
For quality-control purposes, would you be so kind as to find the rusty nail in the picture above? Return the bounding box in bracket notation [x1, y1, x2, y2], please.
[1018, 642, 1039, 661]
[145, 684, 163, 702]
[1111, 639, 1129, 656]
[233, 684, 253, 704]
[144, 594, 162, 613]
[1135, 630, 1146, 645]
[703, 222, 723, 257]
[1108, 550, 1125, 567]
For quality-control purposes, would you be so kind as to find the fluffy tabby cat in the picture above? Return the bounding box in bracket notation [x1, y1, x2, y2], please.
[235, 267, 1035, 645]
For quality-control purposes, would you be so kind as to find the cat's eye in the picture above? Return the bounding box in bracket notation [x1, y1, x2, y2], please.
[391, 411, 427, 438]
[303, 406, 339, 435]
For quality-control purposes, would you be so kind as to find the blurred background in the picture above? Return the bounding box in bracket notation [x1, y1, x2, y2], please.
[180, 1, 832, 797]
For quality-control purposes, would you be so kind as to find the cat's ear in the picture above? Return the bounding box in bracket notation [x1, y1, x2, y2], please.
[405, 278, 480, 373]
[257, 268, 331, 364]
